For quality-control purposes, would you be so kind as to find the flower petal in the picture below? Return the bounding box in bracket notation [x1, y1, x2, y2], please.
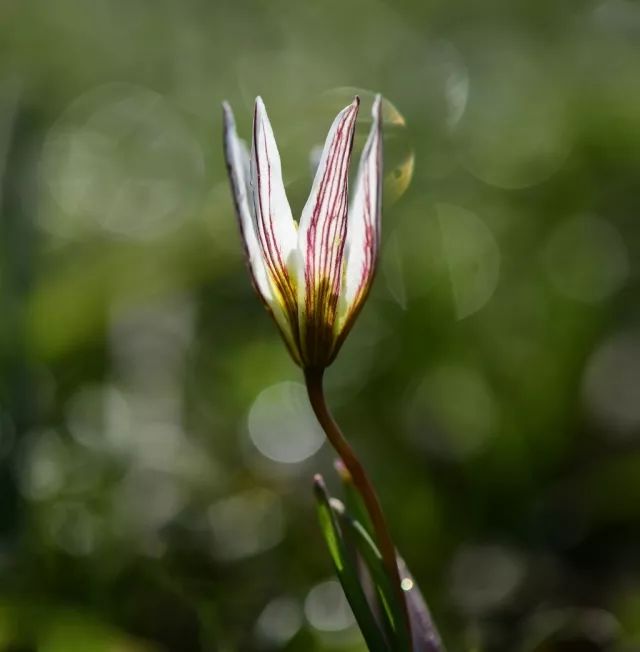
[222, 101, 272, 302]
[297, 97, 360, 364]
[339, 95, 383, 331]
[223, 101, 301, 364]
[251, 97, 299, 320]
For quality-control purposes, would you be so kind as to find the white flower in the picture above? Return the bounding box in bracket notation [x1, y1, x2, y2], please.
[223, 95, 383, 369]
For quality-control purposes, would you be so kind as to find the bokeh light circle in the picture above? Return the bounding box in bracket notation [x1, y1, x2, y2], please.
[247, 381, 325, 464]
[405, 365, 498, 461]
[456, 36, 570, 189]
[542, 214, 629, 303]
[255, 596, 303, 647]
[304, 580, 355, 632]
[40, 82, 205, 240]
[437, 203, 501, 320]
[208, 488, 284, 561]
[583, 332, 640, 438]
[449, 544, 526, 615]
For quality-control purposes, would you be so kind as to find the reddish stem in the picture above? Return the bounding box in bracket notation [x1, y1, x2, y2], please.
[304, 367, 411, 642]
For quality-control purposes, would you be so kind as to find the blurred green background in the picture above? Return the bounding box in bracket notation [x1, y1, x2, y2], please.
[1, 0, 639, 650]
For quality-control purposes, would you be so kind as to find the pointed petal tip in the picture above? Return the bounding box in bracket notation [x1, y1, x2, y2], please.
[333, 458, 353, 483]
[372, 94, 382, 118]
[340, 96, 360, 114]
[312, 474, 329, 500]
[222, 103, 236, 146]
[253, 96, 270, 127]
[222, 101, 234, 124]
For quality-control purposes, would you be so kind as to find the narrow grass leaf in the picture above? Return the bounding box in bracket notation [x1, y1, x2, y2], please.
[313, 475, 390, 652]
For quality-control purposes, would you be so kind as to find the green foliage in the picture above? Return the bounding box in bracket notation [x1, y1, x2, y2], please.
[314, 475, 392, 652]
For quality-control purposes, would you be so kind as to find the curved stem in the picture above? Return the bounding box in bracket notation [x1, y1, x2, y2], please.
[304, 367, 411, 642]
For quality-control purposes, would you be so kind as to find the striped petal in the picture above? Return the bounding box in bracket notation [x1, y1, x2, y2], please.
[222, 101, 272, 302]
[223, 100, 301, 364]
[251, 97, 302, 352]
[297, 97, 360, 365]
[337, 95, 383, 341]
[251, 97, 299, 300]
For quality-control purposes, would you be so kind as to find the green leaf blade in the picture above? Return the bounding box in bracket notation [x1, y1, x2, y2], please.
[313, 475, 390, 652]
